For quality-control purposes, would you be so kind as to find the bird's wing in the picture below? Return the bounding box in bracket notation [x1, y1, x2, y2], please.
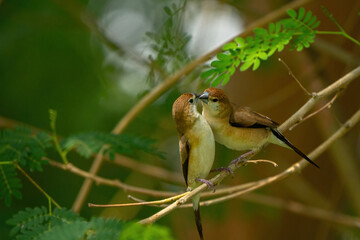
[229, 106, 279, 128]
[179, 134, 190, 186]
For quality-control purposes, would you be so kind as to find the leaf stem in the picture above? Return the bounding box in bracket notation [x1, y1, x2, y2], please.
[15, 163, 61, 208]
[315, 31, 360, 46]
[49, 110, 68, 164]
[0, 161, 14, 165]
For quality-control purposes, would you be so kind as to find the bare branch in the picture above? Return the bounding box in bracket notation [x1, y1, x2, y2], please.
[130, 193, 360, 228]
[47, 159, 177, 198]
[138, 66, 360, 224]
[289, 93, 339, 131]
[139, 107, 360, 224]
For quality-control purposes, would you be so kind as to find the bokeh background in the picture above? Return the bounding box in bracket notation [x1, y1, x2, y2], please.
[1, 0, 360, 239]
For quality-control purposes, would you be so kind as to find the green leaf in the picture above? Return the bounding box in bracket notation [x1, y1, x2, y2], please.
[211, 74, 225, 87]
[311, 21, 320, 29]
[119, 222, 174, 240]
[268, 22, 275, 34]
[303, 11, 312, 23]
[240, 61, 253, 71]
[88, 218, 124, 240]
[222, 42, 237, 50]
[258, 52, 268, 60]
[217, 53, 231, 61]
[39, 220, 89, 240]
[0, 164, 22, 207]
[234, 37, 245, 46]
[61, 132, 165, 159]
[298, 7, 305, 20]
[200, 69, 216, 79]
[254, 27, 268, 37]
[308, 16, 317, 26]
[164, 6, 172, 16]
[287, 9, 297, 18]
[7, 206, 49, 236]
[252, 58, 261, 71]
[221, 74, 231, 86]
[275, 22, 281, 33]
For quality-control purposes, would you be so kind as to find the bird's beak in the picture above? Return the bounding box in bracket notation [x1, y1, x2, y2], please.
[199, 91, 209, 104]
[192, 93, 200, 104]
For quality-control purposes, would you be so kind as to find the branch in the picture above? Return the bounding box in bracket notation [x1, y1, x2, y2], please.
[47, 159, 176, 198]
[72, 0, 314, 212]
[138, 66, 360, 224]
[281, 66, 360, 131]
[139, 107, 360, 224]
[289, 93, 339, 131]
[130, 193, 360, 229]
[107, 155, 183, 185]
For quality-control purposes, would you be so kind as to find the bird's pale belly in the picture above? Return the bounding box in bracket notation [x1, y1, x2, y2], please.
[214, 125, 271, 151]
[186, 119, 215, 189]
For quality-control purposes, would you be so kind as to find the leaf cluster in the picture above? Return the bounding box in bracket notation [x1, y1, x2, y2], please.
[146, 1, 191, 82]
[7, 206, 174, 240]
[0, 126, 52, 206]
[61, 132, 165, 160]
[0, 126, 51, 172]
[0, 115, 164, 207]
[201, 7, 320, 86]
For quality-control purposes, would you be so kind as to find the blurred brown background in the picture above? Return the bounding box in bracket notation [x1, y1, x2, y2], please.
[0, 0, 359, 239]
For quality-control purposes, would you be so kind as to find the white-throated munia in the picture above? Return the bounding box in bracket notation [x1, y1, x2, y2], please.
[199, 87, 319, 168]
[172, 93, 215, 240]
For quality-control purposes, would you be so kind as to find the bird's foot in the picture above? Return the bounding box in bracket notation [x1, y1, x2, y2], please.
[230, 150, 255, 167]
[210, 167, 234, 177]
[196, 178, 216, 192]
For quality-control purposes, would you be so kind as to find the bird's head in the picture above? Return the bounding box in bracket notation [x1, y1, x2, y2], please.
[172, 93, 200, 132]
[199, 87, 232, 118]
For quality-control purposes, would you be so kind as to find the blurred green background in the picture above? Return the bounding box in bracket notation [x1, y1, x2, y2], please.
[1, 0, 360, 239]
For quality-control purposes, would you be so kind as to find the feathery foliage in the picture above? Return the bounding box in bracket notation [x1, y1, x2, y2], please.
[0, 126, 51, 206]
[0, 126, 51, 172]
[0, 164, 22, 207]
[146, 1, 191, 83]
[201, 7, 320, 86]
[61, 132, 165, 160]
[7, 206, 174, 240]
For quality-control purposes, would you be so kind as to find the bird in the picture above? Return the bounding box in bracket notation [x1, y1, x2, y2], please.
[172, 93, 216, 240]
[198, 87, 319, 168]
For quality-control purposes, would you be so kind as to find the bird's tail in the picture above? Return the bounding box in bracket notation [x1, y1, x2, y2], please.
[192, 194, 204, 240]
[271, 128, 319, 168]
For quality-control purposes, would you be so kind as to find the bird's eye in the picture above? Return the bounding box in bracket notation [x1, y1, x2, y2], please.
[212, 98, 218, 102]
[189, 99, 194, 103]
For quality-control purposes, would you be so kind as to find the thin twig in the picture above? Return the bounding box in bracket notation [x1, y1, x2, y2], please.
[72, 0, 314, 212]
[247, 159, 278, 167]
[15, 164, 61, 208]
[87, 159, 276, 208]
[47, 159, 177, 198]
[129, 193, 360, 228]
[107, 155, 183, 185]
[289, 93, 339, 131]
[278, 58, 312, 96]
[88, 192, 189, 208]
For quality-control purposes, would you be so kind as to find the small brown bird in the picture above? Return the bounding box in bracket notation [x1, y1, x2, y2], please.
[172, 93, 215, 240]
[199, 87, 319, 168]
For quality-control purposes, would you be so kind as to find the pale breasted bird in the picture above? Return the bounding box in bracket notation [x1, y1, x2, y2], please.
[199, 87, 319, 168]
[172, 93, 216, 240]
